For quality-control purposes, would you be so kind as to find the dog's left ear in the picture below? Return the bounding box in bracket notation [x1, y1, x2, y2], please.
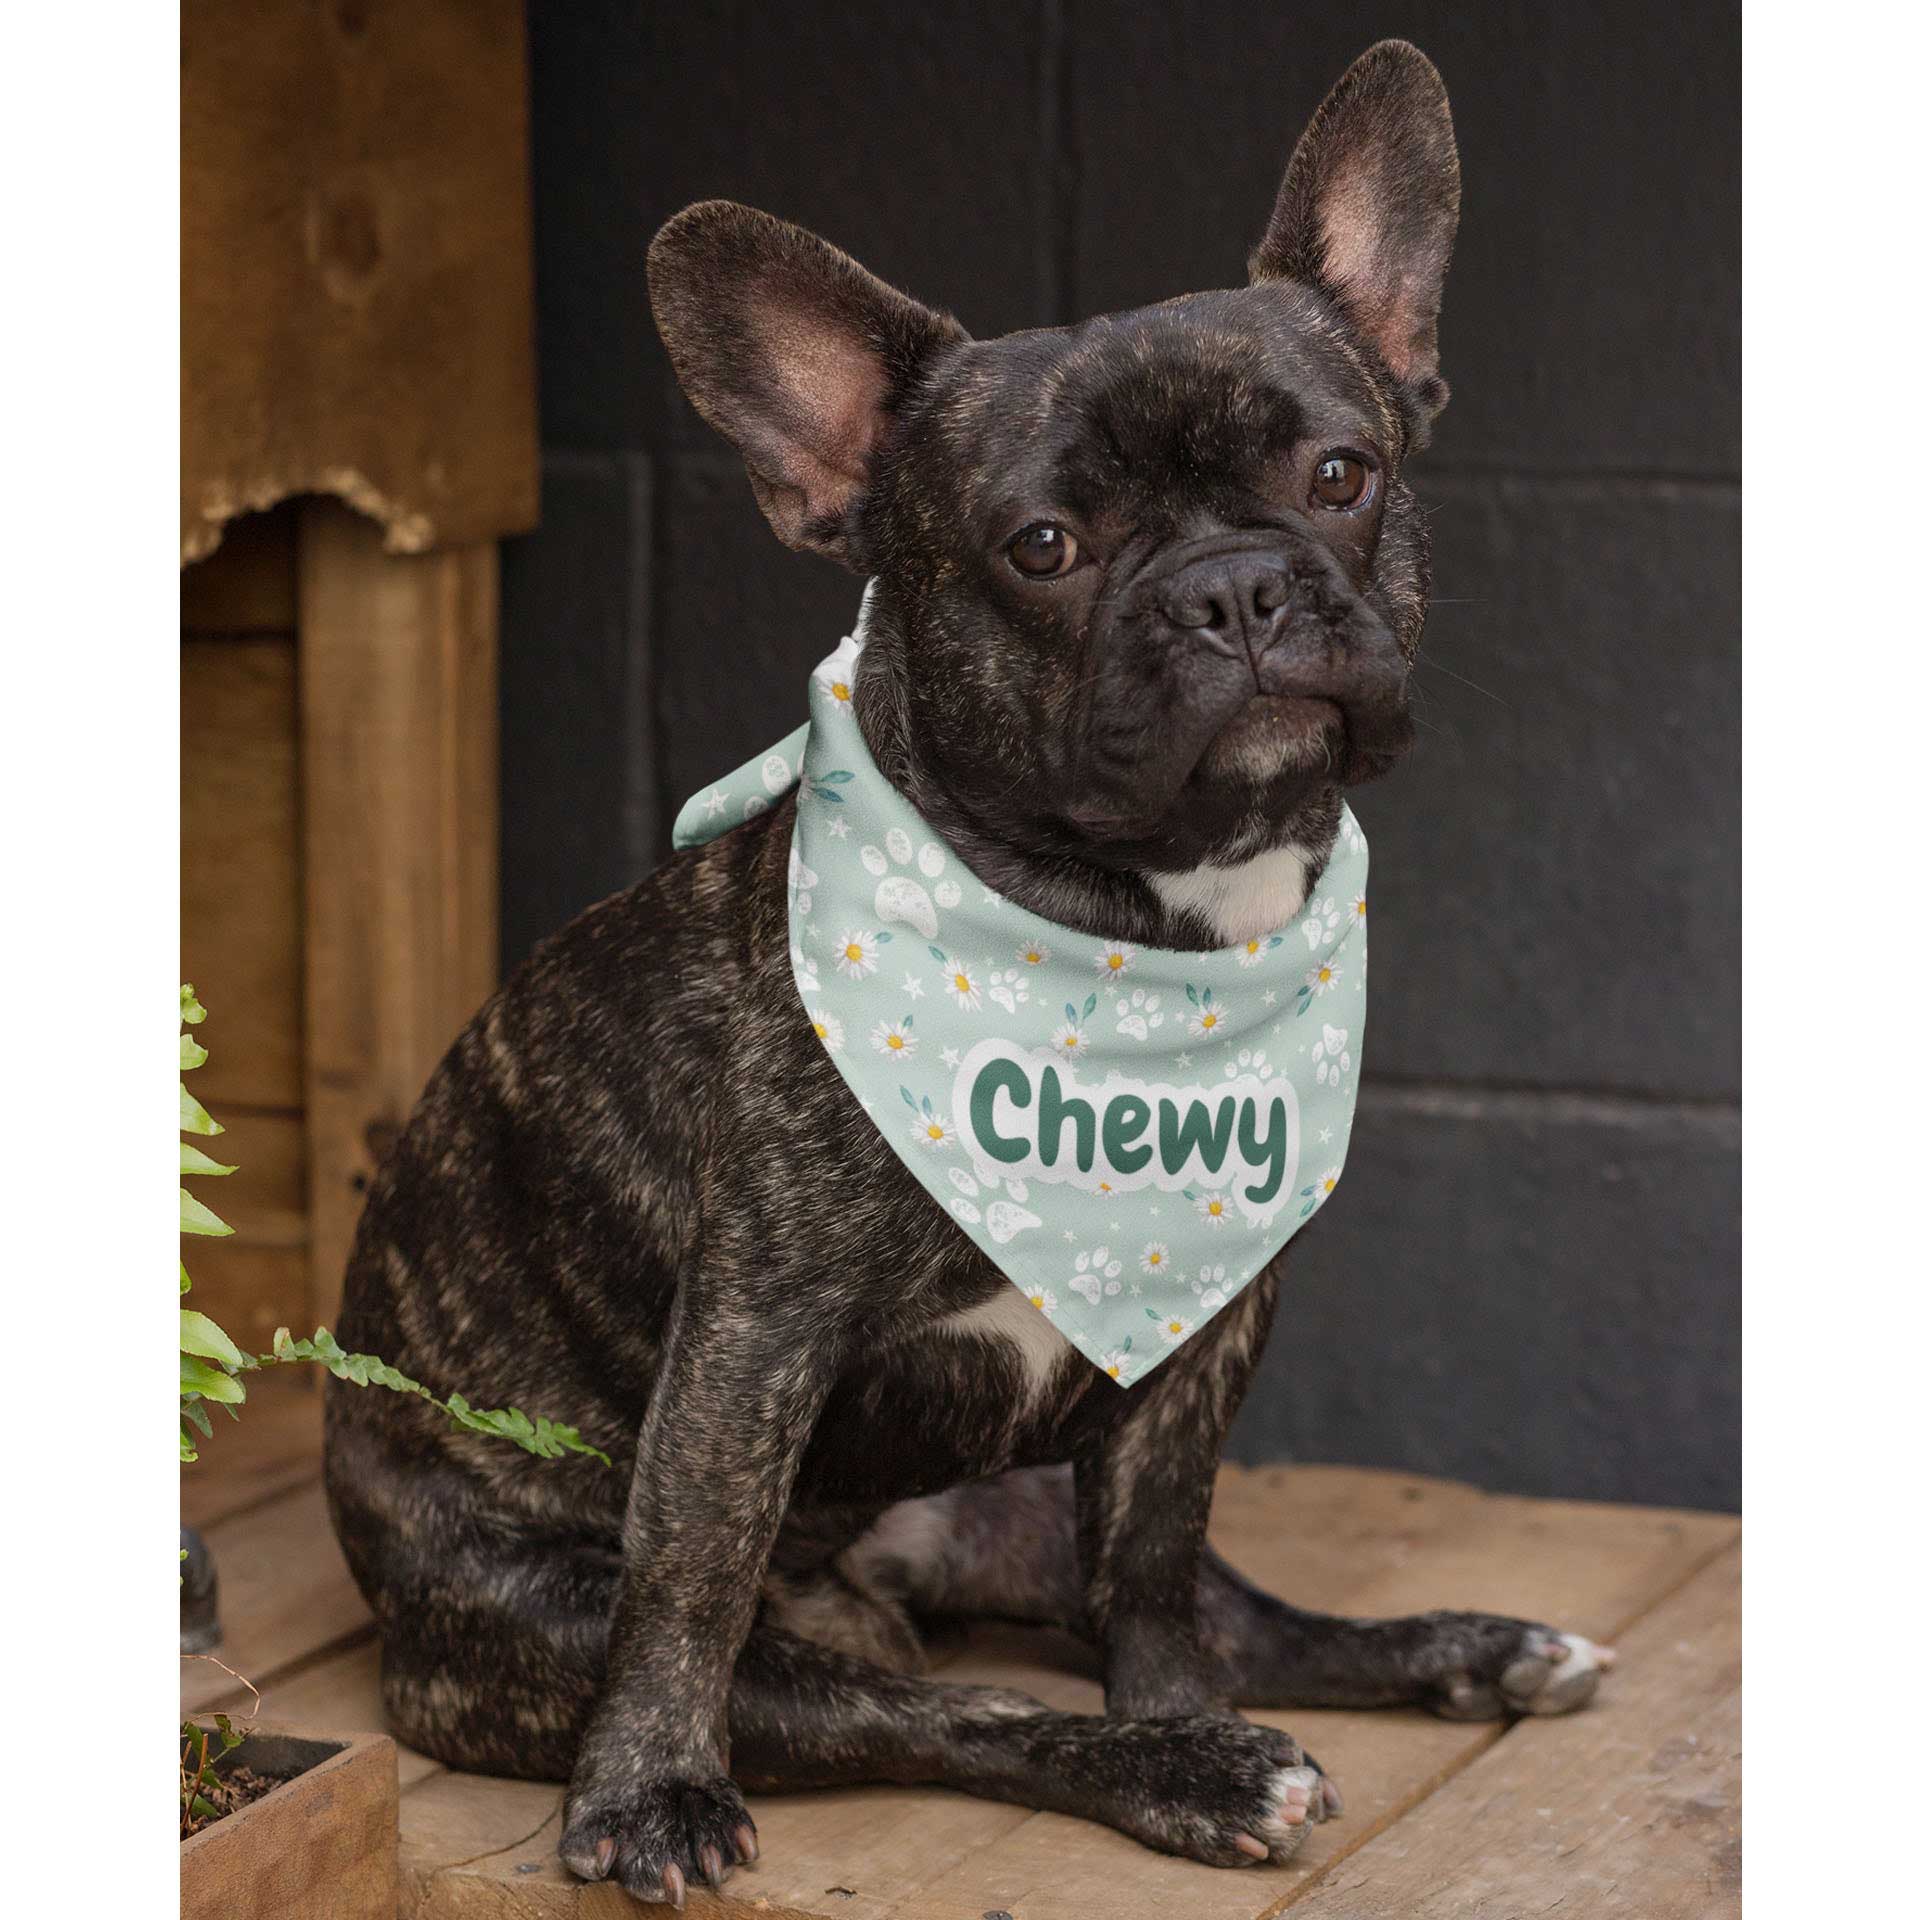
[1251, 41, 1460, 440]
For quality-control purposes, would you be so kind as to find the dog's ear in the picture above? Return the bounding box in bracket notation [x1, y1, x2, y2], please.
[648, 202, 968, 565]
[1251, 41, 1460, 437]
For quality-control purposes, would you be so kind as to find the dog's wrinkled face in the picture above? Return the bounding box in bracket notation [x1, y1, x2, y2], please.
[649, 40, 1460, 879]
[861, 285, 1428, 872]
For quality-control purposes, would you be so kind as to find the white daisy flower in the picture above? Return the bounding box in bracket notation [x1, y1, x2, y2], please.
[1050, 1019, 1089, 1058]
[871, 1018, 918, 1059]
[1192, 1192, 1231, 1228]
[1236, 936, 1272, 968]
[1095, 942, 1134, 981]
[1155, 1310, 1193, 1347]
[1305, 957, 1343, 999]
[1140, 1241, 1171, 1274]
[1024, 1286, 1059, 1318]
[812, 633, 862, 707]
[1184, 985, 1227, 1039]
[942, 957, 984, 1011]
[1097, 1345, 1136, 1384]
[1018, 940, 1052, 967]
[834, 930, 882, 980]
[1312, 1166, 1342, 1201]
[910, 1110, 955, 1149]
[808, 1010, 845, 1052]
[1350, 894, 1367, 922]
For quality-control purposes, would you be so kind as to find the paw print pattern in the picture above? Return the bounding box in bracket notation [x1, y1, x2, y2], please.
[1114, 987, 1165, 1041]
[1068, 1245, 1124, 1306]
[788, 846, 818, 916]
[1312, 1025, 1351, 1087]
[1303, 894, 1343, 951]
[862, 827, 962, 939]
[987, 967, 1032, 1015]
[1231, 1047, 1276, 1081]
[986, 1200, 1042, 1244]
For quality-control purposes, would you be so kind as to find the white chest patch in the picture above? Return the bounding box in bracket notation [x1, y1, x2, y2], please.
[940, 1288, 1069, 1401]
[1147, 844, 1311, 947]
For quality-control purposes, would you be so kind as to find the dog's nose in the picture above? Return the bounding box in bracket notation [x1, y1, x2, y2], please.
[1158, 553, 1292, 659]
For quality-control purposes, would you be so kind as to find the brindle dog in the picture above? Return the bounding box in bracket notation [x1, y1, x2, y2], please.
[324, 41, 1613, 1908]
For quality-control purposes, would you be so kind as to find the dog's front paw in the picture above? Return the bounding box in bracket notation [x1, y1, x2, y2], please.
[559, 1771, 758, 1908]
[1103, 1717, 1341, 1869]
[1423, 1619, 1617, 1721]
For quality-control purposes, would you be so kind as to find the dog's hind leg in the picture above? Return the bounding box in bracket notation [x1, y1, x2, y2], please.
[846, 1464, 1614, 1719]
[371, 1531, 624, 1781]
[365, 1530, 1336, 1872]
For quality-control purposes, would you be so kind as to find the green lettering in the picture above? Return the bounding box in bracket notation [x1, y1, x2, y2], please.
[1160, 1094, 1238, 1176]
[970, 1058, 1032, 1165]
[1102, 1093, 1152, 1175]
[1038, 1066, 1098, 1174]
[1238, 1094, 1289, 1203]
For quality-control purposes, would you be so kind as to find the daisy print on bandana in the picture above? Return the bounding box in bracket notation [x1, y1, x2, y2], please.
[1185, 985, 1226, 1040]
[937, 952, 984, 1011]
[835, 929, 883, 980]
[871, 1017, 917, 1059]
[1050, 996, 1095, 1058]
[671, 608, 1369, 1389]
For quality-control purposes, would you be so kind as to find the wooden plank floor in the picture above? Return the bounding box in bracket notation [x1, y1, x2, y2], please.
[183, 1400, 1739, 1919]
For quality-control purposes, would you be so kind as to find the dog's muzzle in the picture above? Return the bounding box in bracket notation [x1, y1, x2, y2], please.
[1071, 534, 1414, 829]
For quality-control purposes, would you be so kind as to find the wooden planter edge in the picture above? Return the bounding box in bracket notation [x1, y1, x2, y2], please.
[181, 1722, 399, 1920]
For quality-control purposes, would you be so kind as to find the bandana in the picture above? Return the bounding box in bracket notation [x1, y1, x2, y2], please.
[672, 613, 1368, 1387]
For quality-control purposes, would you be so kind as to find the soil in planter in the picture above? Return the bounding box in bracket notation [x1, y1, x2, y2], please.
[181, 1761, 278, 1840]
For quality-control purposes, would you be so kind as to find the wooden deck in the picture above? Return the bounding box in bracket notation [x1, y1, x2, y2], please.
[183, 1379, 1740, 1918]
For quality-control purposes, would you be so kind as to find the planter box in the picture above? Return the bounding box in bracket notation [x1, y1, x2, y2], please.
[181, 1725, 398, 1920]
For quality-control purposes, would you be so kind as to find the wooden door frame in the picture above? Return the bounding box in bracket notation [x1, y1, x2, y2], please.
[297, 500, 499, 1330]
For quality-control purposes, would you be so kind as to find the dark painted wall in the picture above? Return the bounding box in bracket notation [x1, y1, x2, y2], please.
[500, 3, 1740, 1511]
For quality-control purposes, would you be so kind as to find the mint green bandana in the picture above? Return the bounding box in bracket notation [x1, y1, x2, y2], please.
[672, 616, 1369, 1388]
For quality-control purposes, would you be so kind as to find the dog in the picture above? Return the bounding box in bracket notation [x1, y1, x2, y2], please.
[323, 40, 1612, 1908]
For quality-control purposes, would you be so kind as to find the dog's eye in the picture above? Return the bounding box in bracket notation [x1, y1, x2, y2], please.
[1007, 524, 1079, 578]
[1309, 453, 1375, 512]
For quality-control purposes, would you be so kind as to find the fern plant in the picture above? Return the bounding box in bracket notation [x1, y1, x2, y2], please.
[180, 985, 606, 1838]
[178, 984, 608, 1464]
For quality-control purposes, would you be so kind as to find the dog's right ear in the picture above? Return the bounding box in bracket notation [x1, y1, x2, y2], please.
[648, 202, 968, 566]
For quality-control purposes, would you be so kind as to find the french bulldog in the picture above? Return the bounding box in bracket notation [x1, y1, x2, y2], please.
[324, 39, 1612, 1909]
